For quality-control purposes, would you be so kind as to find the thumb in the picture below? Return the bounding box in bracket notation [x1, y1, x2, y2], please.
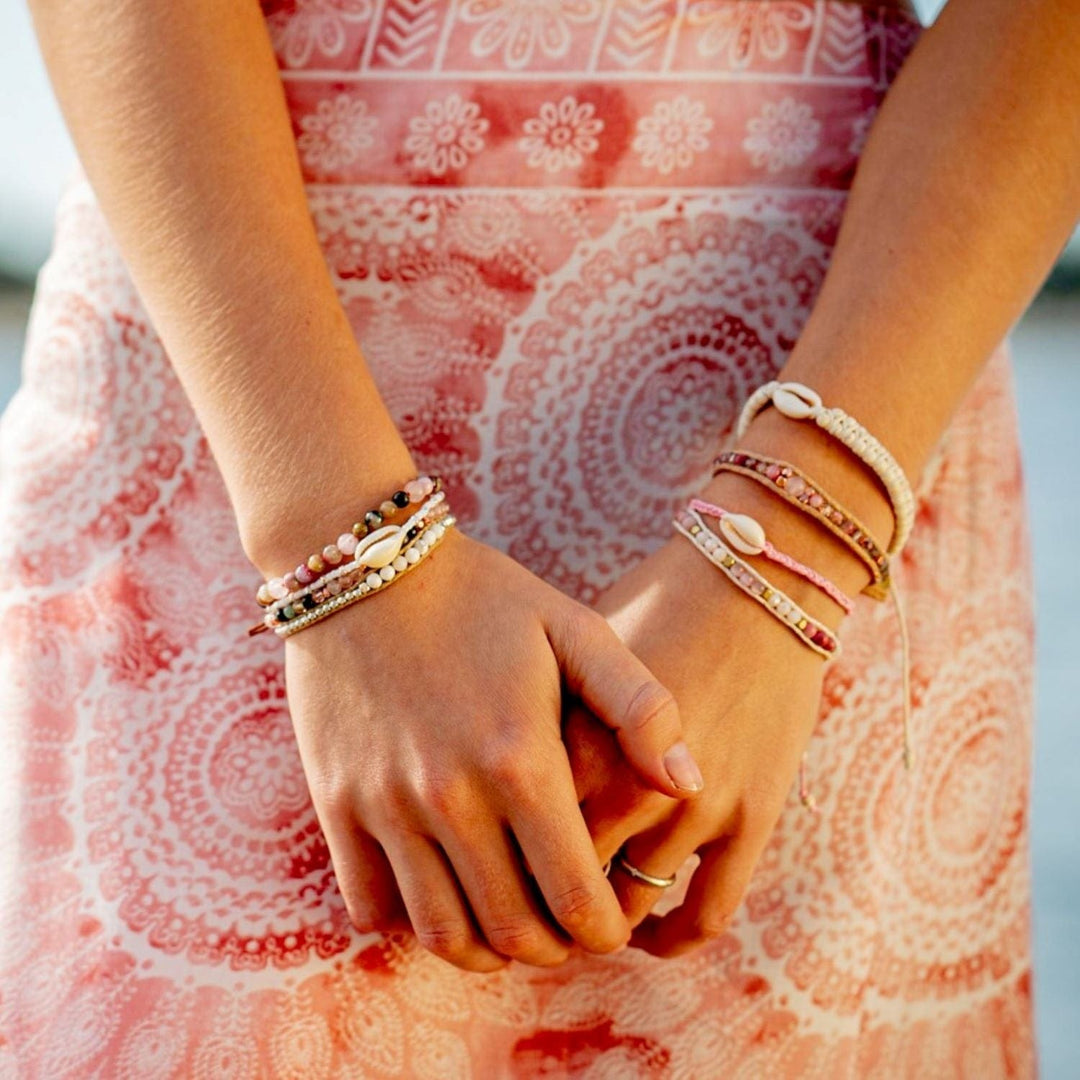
[545, 604, 704, 799]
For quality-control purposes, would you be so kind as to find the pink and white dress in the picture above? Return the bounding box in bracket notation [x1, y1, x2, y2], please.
[0, 1, 1037, 1075]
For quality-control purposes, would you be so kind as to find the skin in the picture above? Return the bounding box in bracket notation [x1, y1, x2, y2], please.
[27, 0, 1080, 969]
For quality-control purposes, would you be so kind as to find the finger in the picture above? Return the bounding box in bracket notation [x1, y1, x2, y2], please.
[321, 812, 411, 935]
[605, 806, 710, 930]
[628, 828, 763, 959]
[377, 826, 510, 972]
[503, 749, 631, 955]
[432, 817, 573, 967]
[545, 605, 704, 800]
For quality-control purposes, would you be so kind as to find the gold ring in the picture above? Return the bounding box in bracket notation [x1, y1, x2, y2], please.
[614, 850, 677, 889]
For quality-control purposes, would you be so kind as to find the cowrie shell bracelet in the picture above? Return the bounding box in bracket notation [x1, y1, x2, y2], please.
[735, 380, 914, 557]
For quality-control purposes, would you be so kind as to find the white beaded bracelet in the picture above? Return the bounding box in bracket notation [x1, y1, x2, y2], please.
[275, 515, 456, 638]
[735, 380, 914, 556]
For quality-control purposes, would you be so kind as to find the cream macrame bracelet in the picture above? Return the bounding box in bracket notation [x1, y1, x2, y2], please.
[735, 380, 914, 556]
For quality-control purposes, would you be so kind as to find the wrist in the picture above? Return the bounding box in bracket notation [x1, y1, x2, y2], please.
[239, 445, 423, 578]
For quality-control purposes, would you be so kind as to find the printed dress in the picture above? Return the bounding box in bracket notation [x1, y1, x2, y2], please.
[0, 1, 1037, 1076]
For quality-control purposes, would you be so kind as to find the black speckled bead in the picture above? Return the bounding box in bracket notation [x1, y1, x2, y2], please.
[302, 594, 317, 610]
[405, 526, 419, 540]
[276, 608, 289, 623]
[392, 489, 410, 508]
[364, 509, 383, 529]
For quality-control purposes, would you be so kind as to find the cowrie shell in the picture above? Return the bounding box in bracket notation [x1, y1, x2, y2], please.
[354, 525, 406, 569]
[773, 381, 821, 420]
[719, 513, 766, 555]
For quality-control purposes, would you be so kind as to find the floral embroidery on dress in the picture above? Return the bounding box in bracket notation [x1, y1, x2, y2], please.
[265, 0, 373, 68]
[742, 96, 821, 173]
[632, 96, 713, 175]
[403, 93, 490, 177]
[686, 0, 813, 67]
[297, 93, 378, 174]
[518, 95, 604, 172]
[458, 0, 603, 69]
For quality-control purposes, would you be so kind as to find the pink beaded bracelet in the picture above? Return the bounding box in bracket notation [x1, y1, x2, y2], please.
[256, 475, 441, 608]
[673, 507, 840, 659]
[688, 499, 854, 615]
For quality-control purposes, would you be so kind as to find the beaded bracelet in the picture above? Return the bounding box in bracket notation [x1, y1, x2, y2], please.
[712, 451, 915, 773]
[735, 381, 914, 556]
[260, 493, 447, 619]
[248, 499, 450, 636]
[673, 507, 840, 659]
[256, 475, 442, 607]
[688, 498, 854, 615]
[275, 515, 456, 639]
[712, 450, 891, 601]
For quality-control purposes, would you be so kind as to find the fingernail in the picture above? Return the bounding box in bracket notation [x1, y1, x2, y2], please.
[663, 741, 704, 791]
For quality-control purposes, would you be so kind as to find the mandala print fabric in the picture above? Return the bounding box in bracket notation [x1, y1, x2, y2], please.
[0, 2, 1037, 1076]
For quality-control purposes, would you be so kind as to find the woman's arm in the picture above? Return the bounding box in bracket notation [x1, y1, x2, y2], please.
[568, 0, 1080, 957]
[26, 0, 410, 563]
[733, 0, 1080, 582]
[27, 0, 704, 971]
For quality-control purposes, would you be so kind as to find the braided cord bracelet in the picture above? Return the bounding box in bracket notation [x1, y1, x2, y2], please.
[735, 381, 914, 556]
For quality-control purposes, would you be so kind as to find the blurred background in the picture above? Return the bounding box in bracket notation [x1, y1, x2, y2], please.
[1, 1, 1076, 1073]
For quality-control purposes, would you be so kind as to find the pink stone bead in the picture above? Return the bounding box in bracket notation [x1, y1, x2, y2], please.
[267, 579, 289, 600]
[405, 476, 435, 503]
[296, 564, 315, 586]
[785, 476, 805, 496]
[338, 532, 358, 555]
[327, 579, 342, 595]
[809, 494, 824, 508]
[283, 571, 300, 591]
[765, 464, 781, 480]
[322, 544, 342, 566]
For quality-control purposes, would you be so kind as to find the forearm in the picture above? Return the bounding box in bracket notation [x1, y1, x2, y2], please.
[735, 0, 1080, 557]
[27, 0, 413, 571]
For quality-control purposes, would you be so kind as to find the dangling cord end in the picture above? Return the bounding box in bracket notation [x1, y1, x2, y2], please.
[798, 750, 820, 813]
[890, 579, 914, 771]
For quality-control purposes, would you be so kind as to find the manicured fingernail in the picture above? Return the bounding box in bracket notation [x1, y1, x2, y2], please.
[663, 741, 704, 791]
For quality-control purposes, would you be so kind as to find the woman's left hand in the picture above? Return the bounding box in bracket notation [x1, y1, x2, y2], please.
[564, 476, 851, 959]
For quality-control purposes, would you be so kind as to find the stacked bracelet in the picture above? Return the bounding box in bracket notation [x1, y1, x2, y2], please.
[688, 498, 854, 615]
[248, 495, 449, 636]
[275, 514, 456, 639]
[673, 507, 840, 659]
[735, 381, 914, 556]
[255, 475, 442, 607]
[711, 451, 891, 601]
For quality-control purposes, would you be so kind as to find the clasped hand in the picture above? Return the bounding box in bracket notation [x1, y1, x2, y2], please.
[286, 506, 832, 970]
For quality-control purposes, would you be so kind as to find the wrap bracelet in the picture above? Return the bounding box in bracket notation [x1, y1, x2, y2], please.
[711, 451, 890, 601]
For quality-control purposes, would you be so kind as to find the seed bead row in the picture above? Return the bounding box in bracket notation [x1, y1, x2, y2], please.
[247, 501, 450, 636]
[256, 475, 441, 607]
[275, 516, 457, 639]
[688, 498, 854, 615]
[673, 507, 840, 659]
[735, 381, 914, 556]
[711, 450, 891, 601]
[261, 493, 446, 619]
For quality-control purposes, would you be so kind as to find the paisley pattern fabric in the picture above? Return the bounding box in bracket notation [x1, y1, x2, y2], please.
[0, 2, 1037, 1076]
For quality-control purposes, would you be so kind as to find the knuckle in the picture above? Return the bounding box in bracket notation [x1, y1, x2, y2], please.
[415, 919, 474, 961]
[546, 882, 602, 928]
[692, 909, 736, 941]
[623, 680, 677, 735]
[484, 915, 548, 959]
[413, 768, 471, 818]
[479, 739, 536, 795]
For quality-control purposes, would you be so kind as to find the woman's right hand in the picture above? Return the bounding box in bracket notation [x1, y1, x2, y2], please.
[281, 527, 704, 972]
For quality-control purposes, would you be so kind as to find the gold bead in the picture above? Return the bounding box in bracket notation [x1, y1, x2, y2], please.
[307, 553, 325, 574]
